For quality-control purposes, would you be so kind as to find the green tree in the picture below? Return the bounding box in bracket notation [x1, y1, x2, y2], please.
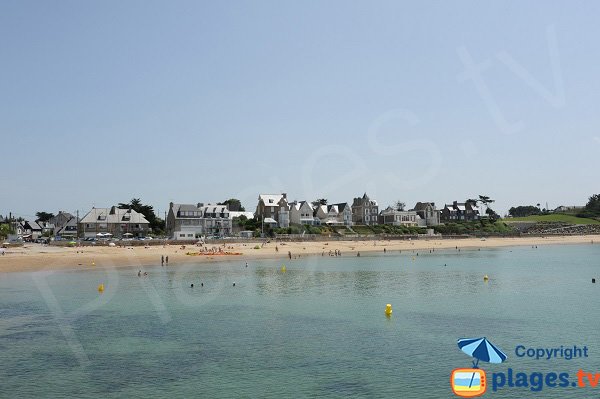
[219, 198, 245, 211]
[118, 198, 165, 233]
[0, 224, 13, 239]
[394, 201, 406, 211]
[586, 194, 600, 212]
[312, 198, 328, 207]
[35, 211, 55, 222]
[508, 205, 541, 217]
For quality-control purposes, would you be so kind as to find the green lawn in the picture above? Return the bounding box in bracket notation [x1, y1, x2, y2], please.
[503, 214, 600, 225]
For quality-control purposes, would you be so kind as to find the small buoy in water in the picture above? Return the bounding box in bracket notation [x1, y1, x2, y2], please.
[191, 283, 194, 288]
[483, 275, 489, 281]
[281, 265, 286, 273]
[385, 304, 393, 316]
[412, 257, 415, 261]
[593, 278, 596, 284]
[97, 283, 104, 293]
[233, 282, 236, 287]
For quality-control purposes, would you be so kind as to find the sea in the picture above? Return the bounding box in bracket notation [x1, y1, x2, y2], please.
[1, 244, 599, 398]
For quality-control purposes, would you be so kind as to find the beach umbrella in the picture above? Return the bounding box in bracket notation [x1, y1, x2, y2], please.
[458, 337, 507, 366]
[458, 337, 507, 388]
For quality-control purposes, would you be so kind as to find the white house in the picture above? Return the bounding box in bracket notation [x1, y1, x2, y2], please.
[379, 207, 419, 227]
[290, 201, 320, 225]
[167, 202, 232, 240]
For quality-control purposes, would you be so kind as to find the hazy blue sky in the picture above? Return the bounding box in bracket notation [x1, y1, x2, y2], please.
[2, 1, 599, 219]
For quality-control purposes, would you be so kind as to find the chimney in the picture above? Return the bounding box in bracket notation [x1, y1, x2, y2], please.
[282, 193, 287, 199]
[197, 203, 204, 208]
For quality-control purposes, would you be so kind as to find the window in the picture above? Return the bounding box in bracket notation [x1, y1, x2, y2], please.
[179, 233, 185, 237]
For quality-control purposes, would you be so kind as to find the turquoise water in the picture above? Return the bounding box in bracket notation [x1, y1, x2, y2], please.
[1, 244, 599, 398]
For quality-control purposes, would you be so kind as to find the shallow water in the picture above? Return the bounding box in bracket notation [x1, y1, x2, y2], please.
[1, 244, 599, 398]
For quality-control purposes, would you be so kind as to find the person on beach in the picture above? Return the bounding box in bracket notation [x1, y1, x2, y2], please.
[245, 262, 248, 268]
[161, 255, 164, 266]
[288, 251, 291, 260]
[138, 270, 141, 277]
[166, 256, 169, 265]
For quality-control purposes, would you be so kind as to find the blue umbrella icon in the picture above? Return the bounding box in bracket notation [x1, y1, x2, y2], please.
[458, 337, 507, 387]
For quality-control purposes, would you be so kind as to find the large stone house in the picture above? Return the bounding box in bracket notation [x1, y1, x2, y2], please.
[379, 207, 419, 227]
[411, 202, 440, 226]
[440, 201, 480, 222]
[166, 202, 232, 240]
[352, 193, 379, 225]
[79, 206, 150, 238]
[255, 194, 290, 228]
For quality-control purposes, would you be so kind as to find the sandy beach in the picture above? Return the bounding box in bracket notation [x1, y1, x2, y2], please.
[1, 235, 598, 273]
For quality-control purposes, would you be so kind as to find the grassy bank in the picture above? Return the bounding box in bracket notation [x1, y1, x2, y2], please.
[503, 214, 600, 225]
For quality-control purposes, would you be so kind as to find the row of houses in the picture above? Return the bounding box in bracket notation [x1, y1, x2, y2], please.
[2, 194, 482, 241]
[3, 211, 79, 241]
[253, 193, 448, 230]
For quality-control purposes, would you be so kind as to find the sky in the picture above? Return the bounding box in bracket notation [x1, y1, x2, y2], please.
[1, 1, 599, 220]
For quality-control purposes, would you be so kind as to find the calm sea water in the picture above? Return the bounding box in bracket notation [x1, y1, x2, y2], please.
[1, 244, 599, 398]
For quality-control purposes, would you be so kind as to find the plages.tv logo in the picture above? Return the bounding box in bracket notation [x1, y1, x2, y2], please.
[451, 337, 508, 397]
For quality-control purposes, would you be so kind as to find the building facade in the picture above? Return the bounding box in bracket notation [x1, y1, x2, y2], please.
[352, 193, 379, 225]
[379, 207, 419, 226]
[167, 202, 232, 240]
[412, 202, 440, 226]
[79, 206, 150, 238]
[289, 201, 320, 225]
[255, 194, 290, 228]
[440, 201, 480, 222]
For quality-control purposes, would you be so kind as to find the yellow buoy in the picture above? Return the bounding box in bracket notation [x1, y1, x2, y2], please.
[92, 260, 95, 266]
[281, 265, 286, 273]
[97, 283, 104, 293]
[385, 304, 393, 316]
[483, 275, 489, 281]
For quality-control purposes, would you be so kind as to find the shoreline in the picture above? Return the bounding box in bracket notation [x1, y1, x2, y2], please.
[1, 234, 598, 274]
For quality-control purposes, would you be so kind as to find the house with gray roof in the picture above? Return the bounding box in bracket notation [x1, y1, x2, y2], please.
[411, 202, 440, 226]
[379, 207, 419, 227]
[166, 202, 232, 240]
[21, 221, 43, 240]
[79, 206, 150, 238]
[289, 201, 320, 226]
[55, 217, 79, 239]
[315, 203, 353, 226]
[255, 194, 290, 228]
[352, 193, 379, 225]
[440, 201, 480, 222]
